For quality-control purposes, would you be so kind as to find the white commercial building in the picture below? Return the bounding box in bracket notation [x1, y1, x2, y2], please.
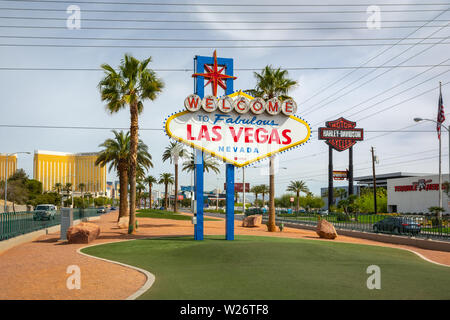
[387, 174, 449, 214]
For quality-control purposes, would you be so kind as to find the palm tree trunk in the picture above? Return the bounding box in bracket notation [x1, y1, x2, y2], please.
[268, 157, 276, 232]
[118, 161, 129, 222]
[164, 183, 168, 209]
[296, 191, 300, 214]
[174, 162, 178, 213]
[128, 101, 139, 234]
[148, 185, 152, 209]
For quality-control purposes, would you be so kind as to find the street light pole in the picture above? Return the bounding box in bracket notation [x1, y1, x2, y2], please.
[414, 117, 448, 216]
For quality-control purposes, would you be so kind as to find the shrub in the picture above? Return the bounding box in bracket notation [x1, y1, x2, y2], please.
[336, 213, 351, 222]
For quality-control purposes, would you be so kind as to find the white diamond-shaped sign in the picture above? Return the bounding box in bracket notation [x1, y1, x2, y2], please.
[165, 109, 311, 167]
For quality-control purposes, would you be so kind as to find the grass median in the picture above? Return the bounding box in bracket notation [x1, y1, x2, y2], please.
[81, 235, 450, 300]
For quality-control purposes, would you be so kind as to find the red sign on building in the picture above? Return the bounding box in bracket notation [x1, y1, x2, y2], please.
[394, 179, 446, 192]
[224, 182, 250, 193]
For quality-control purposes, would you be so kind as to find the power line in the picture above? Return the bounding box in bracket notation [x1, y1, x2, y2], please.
[356, 80, 450, 122]
[0, 124, 164, 130]
[2, 0, 449, 7]
[0, 124, 441, 132]
[2, 64, 450, 72]
[301, 22, 450, 117]
[345, 68, 450, 119]
[278, 121, 430, 165]
[2, 16, 448, 23]
[1, 42, 449, 49]
[0, 7, 448, 14]
[1, 35, 449, 42]
[298, 7, 449, 108]
[1, 24, 447, 31]
[267, 145, 448, 182]
[316, 58, 450, 125]
[252, 153, 448, 184]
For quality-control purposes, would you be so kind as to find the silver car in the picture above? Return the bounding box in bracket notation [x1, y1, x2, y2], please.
[33, 204, 57, 221]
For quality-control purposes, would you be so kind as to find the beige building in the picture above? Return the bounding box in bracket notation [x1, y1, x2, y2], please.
[33, 150, 107, 194]
[0, 153, 17, 181]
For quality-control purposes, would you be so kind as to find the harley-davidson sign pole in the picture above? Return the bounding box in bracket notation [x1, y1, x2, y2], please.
[349, 146, 354, 196]
[319, 118, 364, 210]
[328, 146, 333, 210]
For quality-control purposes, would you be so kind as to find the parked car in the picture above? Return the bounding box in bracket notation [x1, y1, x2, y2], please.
[318, 209, 328, 216]
[97, 206, 107, 214]
[110, 206, 117, 211]
[373, 217, 421, 235]
[33, 204, 57, 221]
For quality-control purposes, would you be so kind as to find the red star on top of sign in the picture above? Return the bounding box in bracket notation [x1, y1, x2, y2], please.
[192, 50, 237, 97]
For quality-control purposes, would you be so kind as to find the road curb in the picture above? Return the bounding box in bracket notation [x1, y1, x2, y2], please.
[77, 239, 156, 300]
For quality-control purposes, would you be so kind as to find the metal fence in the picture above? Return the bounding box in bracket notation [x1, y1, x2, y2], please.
[0, 208, 101, 241]
[249, 209, 450, 241]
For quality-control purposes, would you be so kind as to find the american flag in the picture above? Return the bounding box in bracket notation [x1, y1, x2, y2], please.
[437, 83, 445, 140]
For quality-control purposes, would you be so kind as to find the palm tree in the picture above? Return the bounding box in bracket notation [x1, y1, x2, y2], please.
[54, 182, 62, 194]
[182, 151, 221, 174]
[260, 184, 269, 207]
[162, 141, 185, 213]
[251, 185, 262, 207]
[95, 130, 153, 222]
[78, 183, 86, 207]
[247, 66, 297, 231]
[96, 130, 130, 221]
[136, 182, 146, 209]
[99, 54, 164, 234]
[141, 191, 149, 209]
[335, 188, 347, 201]
[286, 180, 310, 214]
[145, 175, 157, 209]
[54, 182, 63, 208]
[159, 173, 174, 210]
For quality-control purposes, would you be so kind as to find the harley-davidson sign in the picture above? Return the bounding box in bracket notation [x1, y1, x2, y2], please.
[318, 117, 364, 151]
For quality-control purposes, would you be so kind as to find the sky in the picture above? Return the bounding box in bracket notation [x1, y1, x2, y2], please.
[0, 0, 449, 199]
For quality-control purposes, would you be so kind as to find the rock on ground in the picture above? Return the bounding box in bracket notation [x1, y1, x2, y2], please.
[316, 219, 338, 239]
[117, 216, 129, 229]
[67, 222, 101, 244]
[242, 215, 262, 227]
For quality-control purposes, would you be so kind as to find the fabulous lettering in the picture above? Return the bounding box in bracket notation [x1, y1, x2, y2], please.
[211, 114, 279, 126]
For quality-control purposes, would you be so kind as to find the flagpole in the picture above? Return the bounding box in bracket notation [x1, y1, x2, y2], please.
[439, 81, 443, 217]
[439, 121, 442, 212]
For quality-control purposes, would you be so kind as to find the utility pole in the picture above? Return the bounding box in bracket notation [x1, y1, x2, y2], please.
[371, 147, 377, 214]
[328, 145, 333, 211]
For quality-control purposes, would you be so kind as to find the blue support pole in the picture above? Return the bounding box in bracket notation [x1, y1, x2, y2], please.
[195, 149, 204, 240]
[226, 163, 235, 240]
[194, 52, 234, 240]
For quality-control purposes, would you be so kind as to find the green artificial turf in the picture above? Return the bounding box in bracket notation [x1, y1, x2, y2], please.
[136, 209, 218, 221]
[82, 235, 450, 300]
